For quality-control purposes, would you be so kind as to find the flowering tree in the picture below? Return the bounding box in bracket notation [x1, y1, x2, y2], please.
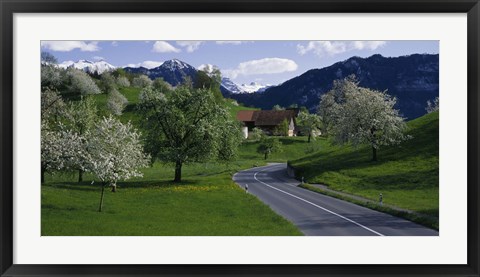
[152, 77, 172, 92]
[138, 86, 239, 182]
[100, 72, 117, 92]
[257, 137, 283, 160]
[65, 96, 98, 182]
[132, 75, 153, 88]
[41, 66, 63, 89]
[106, 89, 128, 115]
[65, 68, 102, 96]
[41, 121, 86, 183]
[116, 76, 130, 88]
[250, 127, 265, 141]
[87, 115, 150, 211]
[317, 76, 357, 136]
[41, 88, 67, 123]
[297, 111, 322, 143]
[321, 77, 409, 161]
[426, 97, 439, 113]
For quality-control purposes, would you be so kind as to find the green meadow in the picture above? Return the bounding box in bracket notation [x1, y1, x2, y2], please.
[290, 111, 439, 226]
[41, 86, 438, 235]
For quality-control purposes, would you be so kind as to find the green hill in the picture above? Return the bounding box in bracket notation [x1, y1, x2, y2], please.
[290, 111, 439, 218]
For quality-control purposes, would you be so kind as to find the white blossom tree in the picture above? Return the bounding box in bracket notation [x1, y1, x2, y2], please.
[250, 127, 265, 141]
[41, 66, 63, 89]
[152, 77, 172, 92]
[317, 76, 357, 136]
[297, 111, 322, 143]
[132, 75, 153, 88]
[66, 68, 102, 96]
[106, 89, 129, 115]
[87, 115, 150, 212]
[41, 121, 87, 183]
[322, 77, 409, 161]
[41, 87, 67, 122]
[100, 72, 117, 92]
[116, 76, 130, 88]
[426, 97, 439, 113]
[65, 96, 98, 182]
[272, 104, 285, 111]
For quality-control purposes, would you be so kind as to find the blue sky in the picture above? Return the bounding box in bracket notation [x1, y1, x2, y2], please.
[41, 40, 439, 85]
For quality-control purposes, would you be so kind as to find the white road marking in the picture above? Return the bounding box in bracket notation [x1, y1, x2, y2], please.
[253, 167, 385, 236]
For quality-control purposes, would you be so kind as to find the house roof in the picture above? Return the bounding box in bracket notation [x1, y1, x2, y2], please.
[236, 110, 297, 126]
[236, 110, 256, 122]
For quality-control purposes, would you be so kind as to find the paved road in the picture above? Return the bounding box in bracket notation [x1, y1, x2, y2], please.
[233, 163, 439, 236]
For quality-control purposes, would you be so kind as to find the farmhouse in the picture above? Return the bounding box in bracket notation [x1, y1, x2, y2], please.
[236, 109, 299, 139]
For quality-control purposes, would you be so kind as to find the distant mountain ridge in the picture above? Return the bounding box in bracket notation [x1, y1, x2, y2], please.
[226, 54, 439, 119]
[63, 55, 439, 120]
[124, 59, 197, 86]
[124, 59, 271, 93]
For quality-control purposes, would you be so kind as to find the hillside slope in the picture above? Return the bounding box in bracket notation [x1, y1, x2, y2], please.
[290, 111, 439, 216]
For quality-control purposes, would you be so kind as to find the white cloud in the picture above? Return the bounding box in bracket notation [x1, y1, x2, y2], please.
[111, 41, 118, 47]
[125, 60, 164, 69]
[215, 41, 246, 45]
[297, 41, 387, 57]
[41, 41, 100, 52]
[93, 56, 105, 61]
[223, 58, 298, 79]
[351, 41, 387, 50]
[176, 41, 203, 53]
[152, 41, 181, 53]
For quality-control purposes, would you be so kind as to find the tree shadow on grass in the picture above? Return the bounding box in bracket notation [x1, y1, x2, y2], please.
[43, 179, 200, 192]
[295, 142, 438, 178]
[42, 203, 83, 212]
[279, 138, 308, 145]
[358, 168, 439, 191]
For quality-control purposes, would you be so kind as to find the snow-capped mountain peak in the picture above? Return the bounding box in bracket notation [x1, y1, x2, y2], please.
[221, 77, 273, 94]
[161, 59, 193, 71]
[58, 59, 116, 74]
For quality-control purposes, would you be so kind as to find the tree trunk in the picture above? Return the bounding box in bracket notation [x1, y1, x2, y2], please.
[264, 152, 268, 160]
[41, 168, 45, 184]
[98, 183, 106, 212]
[370, 128, 378, 162]
[111, 182, 117, 192]
[78, 169, 83, 183]
[174, 161, 182, 182]
[308, 133, 311, 143]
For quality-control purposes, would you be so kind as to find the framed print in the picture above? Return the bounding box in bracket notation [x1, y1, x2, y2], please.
[1, 0, 479, 276]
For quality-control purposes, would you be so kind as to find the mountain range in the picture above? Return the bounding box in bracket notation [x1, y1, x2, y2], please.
[60, 54, 439, 120]
[58, 59, 116, 74]
[124, 59, 198, 87]
[220, 78, 273, 94]
[226, 54, 439, 119]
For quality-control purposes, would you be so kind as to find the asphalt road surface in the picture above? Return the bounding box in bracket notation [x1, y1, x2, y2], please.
[233, 163, 439, 236]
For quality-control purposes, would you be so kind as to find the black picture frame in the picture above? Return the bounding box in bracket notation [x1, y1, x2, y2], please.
[1, 0, 479, 276]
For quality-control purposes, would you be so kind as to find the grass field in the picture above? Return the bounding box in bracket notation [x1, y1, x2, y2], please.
[41, 93, 315, 235]
[42, 162, 303, 236]
[42, 87, 438, 235]
[290, 111, 439, 219]
[41, 138, 315, 235]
